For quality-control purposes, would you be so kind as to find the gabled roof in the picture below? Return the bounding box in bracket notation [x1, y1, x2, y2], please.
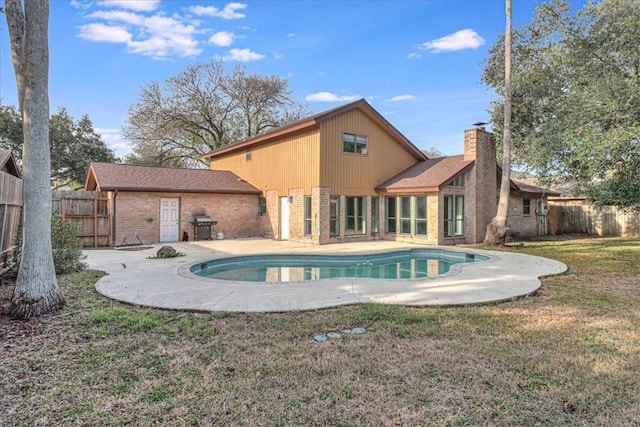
[0, 148, 21, 178]
[376, 155, 473, 192]
[511, 179, 561, 196]
[377, 155, 561, 197]
[201, 98, 427, 161]
[85, 162, 261, 194]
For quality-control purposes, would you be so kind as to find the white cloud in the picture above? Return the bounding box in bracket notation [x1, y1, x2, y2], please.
[98, 0, 160, 12]
[89, 10, 144, 25]
[387, 94, 416, 102]
[95, 128, 132, 156]
[287, 33, 296, 38]
[421, 28, 485, 53]
[189, 3, 247, 19]
[209, 31, 235, 47]
[70, 0, 92, 10]
[79, 10, 201, 59]
[305, 92, 359, 102]
[78, 23, 132, 43]
[223, 48, 265, 62]
[408, 52, 422, 59]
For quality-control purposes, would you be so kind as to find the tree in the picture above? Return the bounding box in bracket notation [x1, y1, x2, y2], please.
[5, 0, 65, 317]
[49, 108, 116, 187]
[422, 146, 444, 158]
[1, 102, 117, 187]
[0, 101, 23, 156]
[124, 60, 309, 168]
[484, 0, 513, 245]
[483, 0, 640, 208]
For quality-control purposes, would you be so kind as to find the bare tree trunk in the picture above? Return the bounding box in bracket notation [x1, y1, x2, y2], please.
[6, 0, 65, 317]
[485, 0, 513, 246]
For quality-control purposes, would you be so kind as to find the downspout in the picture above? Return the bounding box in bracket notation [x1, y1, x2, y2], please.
[111, 189, 118, 246]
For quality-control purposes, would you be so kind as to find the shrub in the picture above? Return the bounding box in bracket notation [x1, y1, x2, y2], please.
[8, 215, 87, 277]
[51, 215, 87, 274]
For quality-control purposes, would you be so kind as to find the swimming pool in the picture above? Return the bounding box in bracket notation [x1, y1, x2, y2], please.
[190, 248, 489, 283]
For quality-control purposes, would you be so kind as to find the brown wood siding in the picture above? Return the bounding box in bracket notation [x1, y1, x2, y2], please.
[319, 109, 419, 195]
[209, 126, 320, 194]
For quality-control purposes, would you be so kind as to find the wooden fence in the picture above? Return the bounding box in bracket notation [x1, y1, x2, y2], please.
[548, 198, 640, 237]
[1, 171, 23, 270]
[52, 190, 111, 247]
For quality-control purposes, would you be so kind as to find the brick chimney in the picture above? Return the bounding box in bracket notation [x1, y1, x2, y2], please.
[464, 125, 498, 242]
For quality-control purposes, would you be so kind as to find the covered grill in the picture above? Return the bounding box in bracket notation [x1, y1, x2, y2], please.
[190, 216, 217, 241]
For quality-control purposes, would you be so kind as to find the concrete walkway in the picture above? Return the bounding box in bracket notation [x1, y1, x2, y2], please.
[85, 238, 567, 312]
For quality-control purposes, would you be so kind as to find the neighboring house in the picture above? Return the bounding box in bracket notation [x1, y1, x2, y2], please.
[85, 163, 261, 245]
[202, 99, 557, 245]
[0, 149, 23, 271]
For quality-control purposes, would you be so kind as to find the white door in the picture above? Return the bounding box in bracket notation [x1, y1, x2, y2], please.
[280, 196, 290, 240]
[160, 198, 180, 242]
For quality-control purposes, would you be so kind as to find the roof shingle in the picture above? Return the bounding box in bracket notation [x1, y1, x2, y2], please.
[376, 155, 474, 191]
[86, 162, 261, 194]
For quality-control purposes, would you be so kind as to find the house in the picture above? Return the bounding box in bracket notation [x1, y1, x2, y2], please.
[202, 99, 557, 245]
[84, 163, 261, 245]
[86, 99, 556, 245]
[0, 149, 23, 271]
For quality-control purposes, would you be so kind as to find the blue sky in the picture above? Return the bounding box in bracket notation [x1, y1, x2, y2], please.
[0, 0, 586, 159]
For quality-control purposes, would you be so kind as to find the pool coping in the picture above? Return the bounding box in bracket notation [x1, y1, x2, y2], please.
[86, 239, 568, 312]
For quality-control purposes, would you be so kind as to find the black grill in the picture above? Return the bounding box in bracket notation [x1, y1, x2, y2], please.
[190, 216, 217, 241]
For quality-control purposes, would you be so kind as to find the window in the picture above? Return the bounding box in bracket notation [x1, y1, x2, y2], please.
[258, 197, 267, 215]
[449, 174, 465, 187]
[245, 149, 252, 161]
[399, 196, 411, 234]
[444, 195, 464, 237]
[371, 197, 379, 234]
[455, 196, 464, 236]
[304, 196, 312, 236]
[329, 196, 340, 236]
[385, 196, 396, 233]
[523, 198, 531, 216]
[343, 133, 368, 155]
[345, 196, 366, 235]
[415, 196, 427, 235]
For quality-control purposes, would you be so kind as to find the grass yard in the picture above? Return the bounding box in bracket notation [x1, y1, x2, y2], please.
[1, 237, 639, 426]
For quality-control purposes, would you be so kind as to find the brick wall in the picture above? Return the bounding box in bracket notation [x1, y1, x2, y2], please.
[260, 190, 279, 238]
[289, 188, 314, 243]
[314, 186, 330, 244]
[464, 127, 497, 243]
[113, 191, 259, 245]
[507, 195, 541, 238]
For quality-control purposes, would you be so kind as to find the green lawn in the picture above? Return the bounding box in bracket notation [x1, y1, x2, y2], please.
[1, 237, 639, 426]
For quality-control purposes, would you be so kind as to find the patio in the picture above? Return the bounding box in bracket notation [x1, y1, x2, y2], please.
[84, 238, 567, 312]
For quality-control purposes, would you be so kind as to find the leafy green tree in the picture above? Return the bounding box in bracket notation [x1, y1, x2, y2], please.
[0, 102, 116, 187]
[49, 108, 116, 187]
[483, 0, 640, 207]
[0, 102, 23, 157]
[124, 59, 309, 168]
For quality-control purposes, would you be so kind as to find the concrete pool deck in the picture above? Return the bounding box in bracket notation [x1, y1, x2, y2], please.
[85, 238, 567, 312]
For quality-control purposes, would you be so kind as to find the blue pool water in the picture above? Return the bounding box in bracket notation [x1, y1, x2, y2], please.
[190, 249, 488, 283]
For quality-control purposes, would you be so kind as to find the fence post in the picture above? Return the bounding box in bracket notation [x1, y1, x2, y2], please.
[93, 197, 98, 247]
[60, 198, 66, 221]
